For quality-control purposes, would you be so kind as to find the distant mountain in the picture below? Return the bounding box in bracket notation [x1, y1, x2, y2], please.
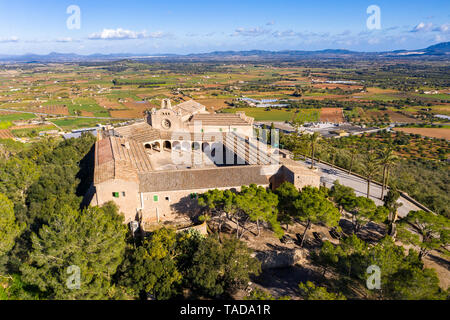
[0, 42, 448, 63]
[188, 48, 359, 57]
[0, 52, 173, 63]
[423, 42, 450, 54]
[384, 42, 450, 57]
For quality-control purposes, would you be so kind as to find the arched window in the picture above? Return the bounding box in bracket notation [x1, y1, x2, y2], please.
[202, 142, 210, 152]
[192, 142, 201, 151]
[163, 141, 172, 150]
[181, 141, 190, 151]
[152, 142, 161, 152]
[173, 141, 181, 150]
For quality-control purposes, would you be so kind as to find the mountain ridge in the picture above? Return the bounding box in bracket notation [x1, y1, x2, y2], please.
[0, 42, 448, 63]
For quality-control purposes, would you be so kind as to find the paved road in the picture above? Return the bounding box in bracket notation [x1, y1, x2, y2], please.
[295, 158, 421, 218]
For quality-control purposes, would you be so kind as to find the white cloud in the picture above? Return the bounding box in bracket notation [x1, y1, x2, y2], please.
[55, 37, 73, 43]
[89, 28, 146, 40]
[272, 30, 301, 38]
[231, 27, 270, 37]
[338, 30, 351, 36]
[266, 21, 275, 26]
[148, 31, 169, 39]
[0, 36, 19, 43]
[433, 23, 449, 33]
[434, 34, 449, 42]
[88, 28, 169, 40]
[411, 22, 433, 32]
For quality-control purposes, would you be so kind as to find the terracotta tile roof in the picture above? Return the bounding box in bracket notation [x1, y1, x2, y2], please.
[172, 100, 206, 117]
[114, 122, 161, 143]
[138, 165, 271, 193]
[94, 136, 153, 184]
[280, 158, 321, 176]
[189, 113, 252, 126]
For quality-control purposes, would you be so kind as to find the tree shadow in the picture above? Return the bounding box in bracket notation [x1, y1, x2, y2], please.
[427, 252, 450, 270]
[358, 222, 386, 244]
[338, 219, 354, 236]
[252, 265, 321, 298]
[170, 195, 201, 223]
[78, 143, 95, 209]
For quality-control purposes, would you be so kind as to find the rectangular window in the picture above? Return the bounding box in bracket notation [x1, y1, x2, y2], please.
[165, 196, 170, 201]
[190, 193, 197, 199]
[153, 195, 159, 202]
[122, 192, 126, 197]
[113, 192, 119, 198]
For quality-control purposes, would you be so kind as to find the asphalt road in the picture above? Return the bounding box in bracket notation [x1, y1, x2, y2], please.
[295, 158, 421, 218]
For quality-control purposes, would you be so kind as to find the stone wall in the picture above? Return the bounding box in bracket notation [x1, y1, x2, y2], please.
[93, 163, 321, 225]
[92, 179, 141, 223]
[139, 185, 270, 224]
[270, 165, 321, 191]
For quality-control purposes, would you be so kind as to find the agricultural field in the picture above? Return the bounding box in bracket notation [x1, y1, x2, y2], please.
[0, 60, 448, 138]
[43, 98, 110, 117]
[0, 129, 14, 139]
[0, 112, 36, 123]
[345, 107, 422, 124]
[50, 118, 123, 131]
[222, 107, 320, 122]
[394, 127, 450, 140]
[11, 124, 57, 138]
[320, 108, 344, 123]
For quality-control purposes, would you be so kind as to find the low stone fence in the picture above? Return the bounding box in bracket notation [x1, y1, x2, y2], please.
[176, 222, 208, 236]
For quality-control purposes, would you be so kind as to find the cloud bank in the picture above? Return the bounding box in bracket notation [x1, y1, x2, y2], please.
[88, 28, 169, 40]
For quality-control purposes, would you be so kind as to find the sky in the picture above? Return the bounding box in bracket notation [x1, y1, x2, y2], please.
[0, 0, 449, 55]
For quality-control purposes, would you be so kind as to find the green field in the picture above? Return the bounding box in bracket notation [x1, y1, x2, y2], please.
[364, 93, 403, 101]
[222, 107, 320, 122]
[0, 113, 37, 129]
[11, 125, 56, 138]
[414, 93, 450, 100]
[105, 91, 142, 101]
[0, 113, 36, 122]
[51, 118, 121, 131]
[44, 98, 110, 117]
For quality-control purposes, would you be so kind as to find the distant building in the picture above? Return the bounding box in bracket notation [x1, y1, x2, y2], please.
[39, 130, 59, 137]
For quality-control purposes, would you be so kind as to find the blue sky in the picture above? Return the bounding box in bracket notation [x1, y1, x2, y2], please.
[0, 0, 448, 55]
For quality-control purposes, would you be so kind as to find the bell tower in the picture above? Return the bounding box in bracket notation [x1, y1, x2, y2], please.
[161, 99, 172, 110]
[148, 99, 183, 131]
